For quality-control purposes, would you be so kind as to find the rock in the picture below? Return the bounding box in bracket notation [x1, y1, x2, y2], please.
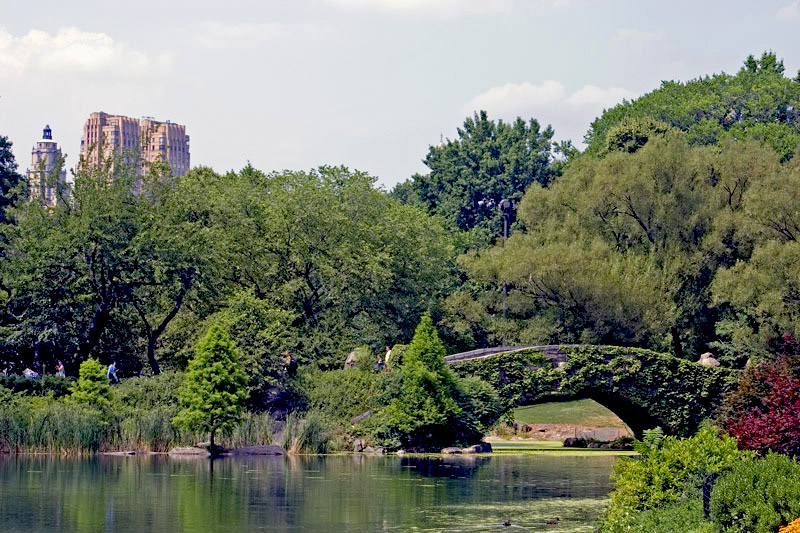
[587, 442, 602, 448]
[362, 446, 376, 453]
[697, 352, 721, 367]
[441, 447, 462, 454]
[196, 441, 211, 449]
[462, 445, 482, 454]
[344, 351, 357, 369]
[480, 442, 492, 453]
[351, 410, 373, 425]
[229, 445, 285, 456]
[353, 439, 367, 452]
[375, 448, 386, 455]
[396, 449, 406, 456]
[563, 438, 583, 448]
[600, 443, 612, 449]
[593, 427, 626, 442]
[168, 447, 210, 456]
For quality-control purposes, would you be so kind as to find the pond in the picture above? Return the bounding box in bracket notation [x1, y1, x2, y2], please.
[0, 453, 619, 532]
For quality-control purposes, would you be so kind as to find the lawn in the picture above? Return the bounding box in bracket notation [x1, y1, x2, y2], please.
[513, 398, 629, 428]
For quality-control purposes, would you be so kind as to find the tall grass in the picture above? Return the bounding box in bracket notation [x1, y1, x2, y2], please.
[281, 412, 329, 454]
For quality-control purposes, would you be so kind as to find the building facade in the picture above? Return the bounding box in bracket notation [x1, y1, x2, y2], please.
[79, 112, 190, 176]
[26, 125, 67, 207]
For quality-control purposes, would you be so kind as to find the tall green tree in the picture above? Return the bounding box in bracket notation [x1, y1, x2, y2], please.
[173, 325, 248, 450]
[0, 154, 211, 373]
[175, 165, 455, 368]
[393, 111, 556, 242]
[585, 52, 800, 161]
[0, 135, 24, 226]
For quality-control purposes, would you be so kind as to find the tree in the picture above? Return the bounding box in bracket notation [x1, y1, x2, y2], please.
[172, 325, 248, 451]
[585, 52, 800, 161]
[0, 135, 24, 226]
[176, 165, 455, 368]
[70, 359, 111, 410]
[0, 156, 211, 374]
[394, 111, 556, 241]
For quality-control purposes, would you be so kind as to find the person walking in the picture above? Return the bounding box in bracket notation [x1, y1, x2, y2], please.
[107, 361, 119, 384]
[55, 360, 65, 377]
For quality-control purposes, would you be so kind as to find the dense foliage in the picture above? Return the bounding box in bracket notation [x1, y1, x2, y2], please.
[720, 349, 800, 456]
[392, 111, 558, 243]
[711, 453, 800, 533]
[585, 52, 800, 161]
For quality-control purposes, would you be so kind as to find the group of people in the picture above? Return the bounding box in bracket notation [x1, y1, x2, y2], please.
[1, 360, 120, 383]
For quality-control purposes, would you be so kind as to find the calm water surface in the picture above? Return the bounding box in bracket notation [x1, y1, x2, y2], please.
[0, 453, 618, 532]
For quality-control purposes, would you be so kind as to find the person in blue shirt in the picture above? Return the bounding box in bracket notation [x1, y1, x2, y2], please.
[107, 361, 119, 384]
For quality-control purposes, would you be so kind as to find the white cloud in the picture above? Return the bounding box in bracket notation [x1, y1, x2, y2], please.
[777, 1, 800, 19]
[192, 21, 326, 49]
[462, 80, 636, 144]
[0, 26, 167, 78]
[324, 0, 514, 16]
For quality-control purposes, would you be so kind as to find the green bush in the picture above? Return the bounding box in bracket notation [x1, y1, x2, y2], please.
[631, 499, 713, 533]
[70, 359, 112, 410]
[710, 453, 800, 533]
[0, 374, 73, 397]
[113, 371, 183, 410]
[602, 424, 747, 532]
[304, 368, 375, 422]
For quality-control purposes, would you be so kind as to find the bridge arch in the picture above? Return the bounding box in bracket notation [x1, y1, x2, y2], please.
[446, 345, 739, 438]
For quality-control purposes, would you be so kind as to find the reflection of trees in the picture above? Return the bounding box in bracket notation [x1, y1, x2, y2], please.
[0, 454, 618, 531]
[400, 455, 491, 478]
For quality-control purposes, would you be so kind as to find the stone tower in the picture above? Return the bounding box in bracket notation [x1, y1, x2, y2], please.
[27, 125, 67, 206]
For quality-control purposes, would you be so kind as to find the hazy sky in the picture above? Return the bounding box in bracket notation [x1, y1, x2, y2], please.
[2, 0, 800, 187]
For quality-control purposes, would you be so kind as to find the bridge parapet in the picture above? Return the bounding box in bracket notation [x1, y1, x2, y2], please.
[444, 345, 579, 365]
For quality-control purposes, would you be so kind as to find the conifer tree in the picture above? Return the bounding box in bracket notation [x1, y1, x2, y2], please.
[173, 325, 248, 451]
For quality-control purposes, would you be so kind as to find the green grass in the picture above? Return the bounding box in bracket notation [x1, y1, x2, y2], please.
[513, 398, 629, 428]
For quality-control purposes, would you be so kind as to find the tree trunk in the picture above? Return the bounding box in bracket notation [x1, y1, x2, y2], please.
[146, 338, 161, 375]
[671, 326, 685, 360]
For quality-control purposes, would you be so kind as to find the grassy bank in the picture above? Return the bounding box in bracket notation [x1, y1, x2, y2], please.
[513, 399, 629, 428]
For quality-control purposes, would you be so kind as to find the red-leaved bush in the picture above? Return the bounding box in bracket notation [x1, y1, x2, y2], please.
[723, 350, 800, 457]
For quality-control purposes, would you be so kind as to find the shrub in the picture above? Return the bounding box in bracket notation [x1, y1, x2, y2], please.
[602, 424, 747, 532]
[113, 371, 183, 410]
[630, 499, 713, 533]
[0, 374, 73, 397]
[70, 359, 112, 410]
[304, 368, 374, 422]
[722, 355, 800, 456]
[711, 453, 800, 533]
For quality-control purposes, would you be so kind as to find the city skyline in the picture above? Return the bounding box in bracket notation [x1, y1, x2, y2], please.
[2, 1, 800, 188]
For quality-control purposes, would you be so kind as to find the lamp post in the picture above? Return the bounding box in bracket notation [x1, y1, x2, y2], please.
[498, 199, 513, 323]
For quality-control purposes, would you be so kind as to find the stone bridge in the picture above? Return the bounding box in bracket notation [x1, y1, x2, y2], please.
[445, 345, 739, 438]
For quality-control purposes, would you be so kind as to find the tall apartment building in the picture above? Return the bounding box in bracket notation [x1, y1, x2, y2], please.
[26, 125, 67, 207]
[79, 112, 190, 176]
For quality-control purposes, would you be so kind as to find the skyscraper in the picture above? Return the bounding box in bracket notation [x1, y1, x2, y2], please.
[27, 125, 67, 207]
[79, 112, 190, 176]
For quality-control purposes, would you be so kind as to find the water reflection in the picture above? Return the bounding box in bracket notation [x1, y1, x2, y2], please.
[0, 453, 618, 532]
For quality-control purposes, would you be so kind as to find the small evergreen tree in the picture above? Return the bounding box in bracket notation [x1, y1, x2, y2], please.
[379, 313, 461, 448]
[173, 325, 248, 451]
[70, 359, 112, 410]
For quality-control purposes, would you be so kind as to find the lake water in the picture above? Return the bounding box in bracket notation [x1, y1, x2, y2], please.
[0, 453, 618, 532]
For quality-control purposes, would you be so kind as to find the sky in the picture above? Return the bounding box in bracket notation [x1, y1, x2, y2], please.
[2, 0, 800, 188]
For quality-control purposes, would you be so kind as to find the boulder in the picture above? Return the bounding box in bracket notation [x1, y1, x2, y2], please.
[353, 439, 367, 453]
[168, 447, 210, 456]
[462, 445, 482, 454]
[362, 446, 376, 453]
[441, 447, 462, 454]
[396, 449, 406, 456]
[229, 445, 285, 456]
[697, 352, 721, 367]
